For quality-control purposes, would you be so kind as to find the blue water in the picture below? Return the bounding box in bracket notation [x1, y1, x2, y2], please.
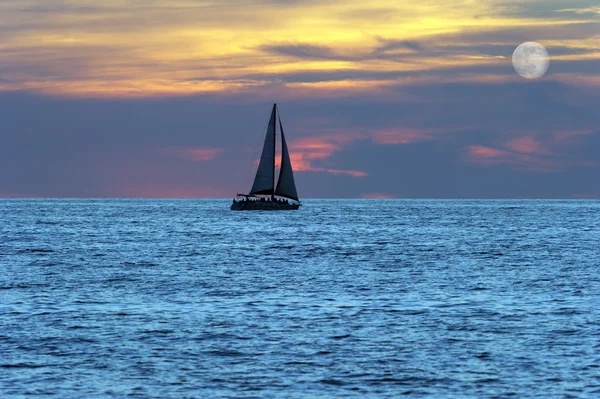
[1, 199, 599, 398]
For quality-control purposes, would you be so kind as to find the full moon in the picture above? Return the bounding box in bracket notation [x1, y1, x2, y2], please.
[512, 42, 550, 79]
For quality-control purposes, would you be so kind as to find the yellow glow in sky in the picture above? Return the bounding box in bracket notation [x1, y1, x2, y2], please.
[0, 0, 598, 97]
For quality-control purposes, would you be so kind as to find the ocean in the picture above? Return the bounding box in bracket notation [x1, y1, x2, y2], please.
[1, 199, 599, 398]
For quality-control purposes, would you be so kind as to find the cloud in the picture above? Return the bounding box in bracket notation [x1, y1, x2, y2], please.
[288, 133, 367, 176]
[504, 136, 550, 155]
[466, 144, 557, 171]
[371, 38, 425, 55]
[1, 0, 598, 98]
[553, 128, 598, 141]
[163, 147, 223, 161]
[260, 38, 426, 63]
[1, 0, 599, 198]
[555, 7, 600, 15]
[284, 124, 466, 177]
[326, 169, 367, 177]
[259, 43, 349, 60]
[466, 136, 557, 171]
[468, 145, 513, 161]
[1, 87, 598, 198]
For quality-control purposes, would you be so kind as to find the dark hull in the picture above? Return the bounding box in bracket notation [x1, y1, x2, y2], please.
[231, 201, 300, 211]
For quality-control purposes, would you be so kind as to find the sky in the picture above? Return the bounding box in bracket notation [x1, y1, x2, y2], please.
[0, 0, 599, 198]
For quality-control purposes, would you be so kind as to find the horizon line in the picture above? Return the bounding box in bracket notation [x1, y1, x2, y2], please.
[0, 197, 598, 200]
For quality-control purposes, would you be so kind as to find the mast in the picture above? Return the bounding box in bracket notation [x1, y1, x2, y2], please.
[273, 103, 277, 198]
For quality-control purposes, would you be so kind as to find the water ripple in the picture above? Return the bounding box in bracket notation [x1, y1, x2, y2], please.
[0, 199, 599, 398]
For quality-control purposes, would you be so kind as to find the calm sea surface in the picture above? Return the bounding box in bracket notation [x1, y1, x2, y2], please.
[1, 199, 599, 398]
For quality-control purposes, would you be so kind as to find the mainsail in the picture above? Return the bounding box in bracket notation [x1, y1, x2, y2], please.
[275, 118, 299, 201]
[249, 104, 277, 195]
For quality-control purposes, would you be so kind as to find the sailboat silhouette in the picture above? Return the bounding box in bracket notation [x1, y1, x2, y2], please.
[231, 103, 301, 210]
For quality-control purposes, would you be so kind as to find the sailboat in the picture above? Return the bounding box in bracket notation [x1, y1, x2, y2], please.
[231, 103, 301, 211]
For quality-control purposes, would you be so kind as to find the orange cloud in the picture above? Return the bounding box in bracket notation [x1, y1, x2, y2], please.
[289, 152, 366, 177]
[468, 145, 512, 161]
[288, 132, 367, 176]
[163, 147, 223, 161]
[288, 152, 314, 171]
[466, 145, 556, 171]
[328, 169, 367, 177]
[468, 129, 600, 172]
[504, 136, 550, 155]
[285, 126, 462, 176]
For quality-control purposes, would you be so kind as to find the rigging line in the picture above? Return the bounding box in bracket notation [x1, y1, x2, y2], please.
[273, 103, 277, 197]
